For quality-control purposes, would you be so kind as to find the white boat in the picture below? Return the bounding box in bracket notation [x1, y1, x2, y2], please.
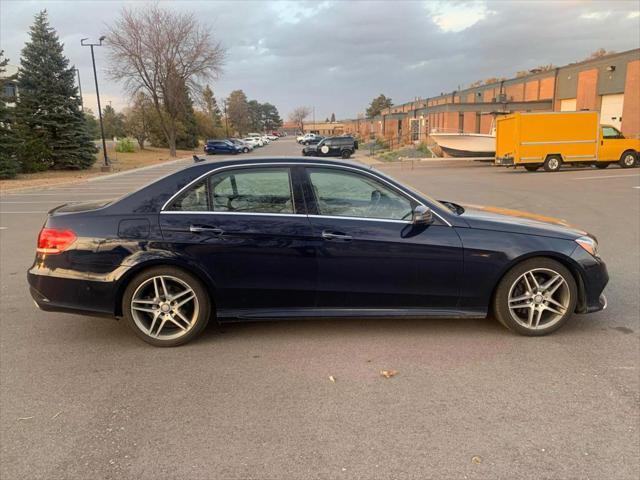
[429, 132, 496, 158]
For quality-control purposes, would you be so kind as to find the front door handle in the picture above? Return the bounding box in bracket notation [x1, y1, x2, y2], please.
[190, 225, 224, 235]
[322, 230, 352, 241]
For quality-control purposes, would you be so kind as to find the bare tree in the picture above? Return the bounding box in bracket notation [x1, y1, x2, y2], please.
[106, 5, 225, 156]
[289, 106, 311, 132]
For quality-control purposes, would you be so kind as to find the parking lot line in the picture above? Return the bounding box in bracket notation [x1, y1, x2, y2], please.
[573, 173, 640, 180]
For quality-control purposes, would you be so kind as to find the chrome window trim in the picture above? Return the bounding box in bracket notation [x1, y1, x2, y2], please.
[308, 214, 411, 225]
[160, 161, 452, 227]
[160, 210, 302, 218]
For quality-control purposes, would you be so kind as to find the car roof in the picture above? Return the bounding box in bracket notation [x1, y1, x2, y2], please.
[187, 156, 371, 172]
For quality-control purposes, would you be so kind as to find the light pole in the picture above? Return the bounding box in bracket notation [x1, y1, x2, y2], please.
[74, 68, 83, 112]
[81, 36, 110, 171]
[222, 99, 229, 137]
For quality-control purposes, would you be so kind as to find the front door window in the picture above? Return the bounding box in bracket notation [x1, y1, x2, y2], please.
[307, 168, 413, 221]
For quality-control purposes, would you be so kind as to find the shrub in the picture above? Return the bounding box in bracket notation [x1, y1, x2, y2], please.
[116, 138, 136, 153]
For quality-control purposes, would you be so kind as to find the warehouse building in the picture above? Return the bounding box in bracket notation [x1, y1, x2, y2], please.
[343, 48, 640, 145]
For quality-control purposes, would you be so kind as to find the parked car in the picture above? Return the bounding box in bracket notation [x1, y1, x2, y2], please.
[204, 140, 242, 155]
[301, 135, 325, 146]
[297, 133, 317, 143]
[229, 138, 253, 153]
[28, 157, 608, 346]
[260, 136, 271, 144]
[266, 134, 279, 141]
[244, 137, 263, 147]
[303, 136, 358, 158]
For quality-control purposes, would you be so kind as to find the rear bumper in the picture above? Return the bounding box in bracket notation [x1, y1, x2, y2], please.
[28, 269, 117, 317]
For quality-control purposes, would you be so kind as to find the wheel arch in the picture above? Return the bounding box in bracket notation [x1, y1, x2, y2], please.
[113, 258, 217, 317]
[488, 251, 587, 314]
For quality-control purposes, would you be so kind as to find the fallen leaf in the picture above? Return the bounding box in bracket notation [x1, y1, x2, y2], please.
[380, 369, 398, 378]
[329, 375, 336, 383]
[471, 456, 482, 464]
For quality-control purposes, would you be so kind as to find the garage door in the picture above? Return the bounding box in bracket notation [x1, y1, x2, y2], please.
[600, 94, 624, 130]
[560, 98, 577, 111]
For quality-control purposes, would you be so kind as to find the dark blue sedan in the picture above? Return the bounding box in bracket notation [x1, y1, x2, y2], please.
[204, 139, 242, 155]
[28, 158, 608, 346]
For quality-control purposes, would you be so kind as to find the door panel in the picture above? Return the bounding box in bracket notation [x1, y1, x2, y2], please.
[308, 216, 463, 308]
[160, 213, 316, 310]
[159, 166, 316, 312]
[304, 166, 462, 309]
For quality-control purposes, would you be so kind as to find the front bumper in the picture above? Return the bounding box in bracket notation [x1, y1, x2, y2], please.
[495, 156, 514, 166]
[571, 249, 609, 314]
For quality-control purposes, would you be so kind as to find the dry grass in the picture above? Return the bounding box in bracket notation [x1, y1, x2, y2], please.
[0, 145, 197, 191]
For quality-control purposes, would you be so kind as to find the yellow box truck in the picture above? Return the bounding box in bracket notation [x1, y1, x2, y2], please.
[495, 111, 639, 172]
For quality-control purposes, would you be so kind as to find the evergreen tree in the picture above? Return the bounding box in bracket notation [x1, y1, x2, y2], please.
[202, 85, 223, 129]
[176, 86, 198, 149]
[261, 103, 282, 131]
[247, 100, 264, 132]
[330, 112, 336, 122]
[0, 51, 20, 179]
[102, 104, 125, 139]
[16, 10, 96, 171]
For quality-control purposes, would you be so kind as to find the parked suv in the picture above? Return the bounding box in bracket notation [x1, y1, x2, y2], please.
[302, 136, 358, 158]
[204, 140, 242, 155]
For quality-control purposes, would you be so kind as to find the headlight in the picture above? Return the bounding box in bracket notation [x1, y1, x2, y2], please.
[575, 236, 599, 258]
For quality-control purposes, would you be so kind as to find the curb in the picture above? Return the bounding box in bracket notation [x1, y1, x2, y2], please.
[87, 156, 191, 182]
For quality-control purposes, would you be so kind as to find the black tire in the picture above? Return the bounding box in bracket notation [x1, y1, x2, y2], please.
[524, 165, 539, 172]
[122, 266, 211, 347]
[243, 147, 249, 153]
[543, 155, 562, 172]
[595, 162, 610, 169]
[341, 149, 352, 159]
[619, 150, 638, 168]
[493, 257, 577, 336]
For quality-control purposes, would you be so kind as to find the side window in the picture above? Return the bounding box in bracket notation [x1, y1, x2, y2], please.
[602, 126, 624, 139]
[210, 168, 294, 214]
[308, 168, 413, 220]
[168, 181, 210, 211]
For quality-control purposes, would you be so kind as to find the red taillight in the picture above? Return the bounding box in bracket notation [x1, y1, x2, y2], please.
[36, 228, 77, 254]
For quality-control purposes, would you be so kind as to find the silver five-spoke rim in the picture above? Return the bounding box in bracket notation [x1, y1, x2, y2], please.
[548, 158, 559, 170]
[131, 275, 199, 340]
[507, 268, 570, 330]
[623, 154, 635, 166]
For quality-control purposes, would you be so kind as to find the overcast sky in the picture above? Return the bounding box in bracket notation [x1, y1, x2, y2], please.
[1, 0, 639, 121]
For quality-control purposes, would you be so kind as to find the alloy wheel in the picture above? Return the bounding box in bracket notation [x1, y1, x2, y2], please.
[622, 153, 636, 167]
[130, 275, 199, 340]
[507, 268, 570, 330]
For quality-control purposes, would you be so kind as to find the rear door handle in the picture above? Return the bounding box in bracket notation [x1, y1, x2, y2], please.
[190, 225, 224, 235]
[322, 230, 352, 241]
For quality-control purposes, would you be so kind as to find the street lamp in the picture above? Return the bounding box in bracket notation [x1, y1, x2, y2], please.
[81, 35, 110, 171]
[222, 99, 229, 137]
[73, 68, 83, 112]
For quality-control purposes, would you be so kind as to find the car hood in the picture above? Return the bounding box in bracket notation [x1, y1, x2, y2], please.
[458, 203, 589, 240]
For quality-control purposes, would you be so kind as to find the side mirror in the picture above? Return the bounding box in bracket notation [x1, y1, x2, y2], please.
[412, 205, 434, 225]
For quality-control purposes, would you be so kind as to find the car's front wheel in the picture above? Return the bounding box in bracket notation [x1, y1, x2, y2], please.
[493, 258, 577, 336]
[122, 267, 211, 347]
[341, 149, 352, 159]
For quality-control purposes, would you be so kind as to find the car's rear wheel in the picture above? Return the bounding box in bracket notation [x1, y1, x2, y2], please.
[619, 150, 637, 168]
[493, 258, 577, 336]
[341, 149, 352, 159]
[243, 147, 249, 153]
[543, 155, 562, 172]
[122, 267, 211, 347]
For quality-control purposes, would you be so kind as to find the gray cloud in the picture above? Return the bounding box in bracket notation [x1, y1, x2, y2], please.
[1, 0, 638, 120]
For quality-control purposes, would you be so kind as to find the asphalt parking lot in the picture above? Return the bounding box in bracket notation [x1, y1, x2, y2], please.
[1, 136, 638, 479]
